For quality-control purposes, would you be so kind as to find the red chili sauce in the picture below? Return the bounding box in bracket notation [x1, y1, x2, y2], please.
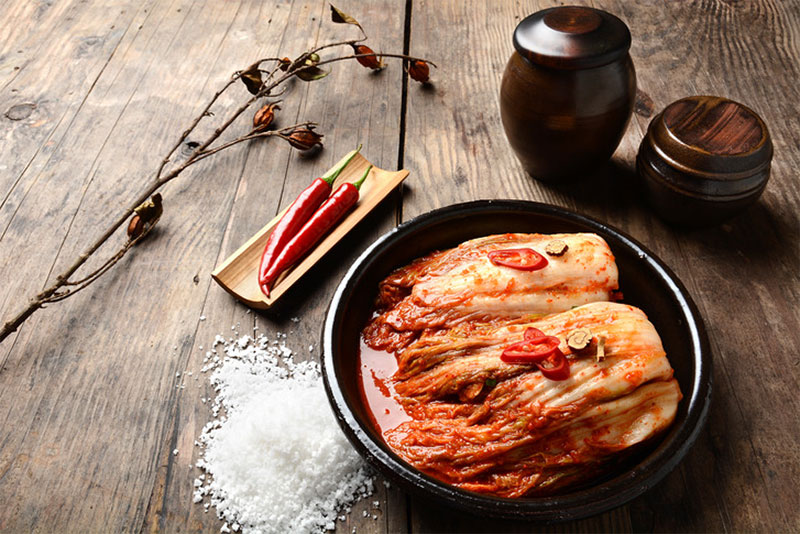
[357, 339, 411, 439]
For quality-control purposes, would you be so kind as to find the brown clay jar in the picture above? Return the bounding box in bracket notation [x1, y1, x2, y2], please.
[500, 6, 636, 182]
[637, 95, 772, 226]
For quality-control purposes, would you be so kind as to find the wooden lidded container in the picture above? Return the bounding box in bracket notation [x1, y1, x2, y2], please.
[500, 6, 635, 182]
[637, 96, 773, 226]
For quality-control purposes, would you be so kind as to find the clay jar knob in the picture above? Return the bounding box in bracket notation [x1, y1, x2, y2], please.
[500, 6, 636, 182]
[637, 95, 773, 226]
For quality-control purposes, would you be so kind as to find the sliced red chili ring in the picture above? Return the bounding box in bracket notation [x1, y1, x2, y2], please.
[536, 348, 571, 381]
[487, 248, 548, 272]
[524, 327, 545, 341]
[500, 334, 561, 364]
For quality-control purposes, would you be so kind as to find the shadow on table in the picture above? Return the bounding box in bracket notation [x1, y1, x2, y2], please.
[532, 157, 796, 274]
[531, 158, 640, 212]
[407, 493, 632, 533]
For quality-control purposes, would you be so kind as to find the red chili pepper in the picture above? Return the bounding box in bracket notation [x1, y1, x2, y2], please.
[500, 333, 561, 364]
[536, 348, 570, 381]
[260, 164, 373, 295]
[488, 248, 548, 271]
[258, 146, 361, 296]
[501, 326, 571, 380]
[524, 327, 545, 341]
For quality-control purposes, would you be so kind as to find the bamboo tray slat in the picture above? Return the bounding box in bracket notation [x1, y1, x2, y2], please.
[211, 151, 408, 309]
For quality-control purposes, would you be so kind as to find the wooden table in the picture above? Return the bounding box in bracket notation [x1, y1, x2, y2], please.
[1, 1, 798, 532]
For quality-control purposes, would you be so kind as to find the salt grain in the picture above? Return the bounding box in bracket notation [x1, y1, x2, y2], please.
[192, 332, 374, 533]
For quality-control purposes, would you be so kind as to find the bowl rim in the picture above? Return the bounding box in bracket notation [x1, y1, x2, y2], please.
[322, 199, 712, 521]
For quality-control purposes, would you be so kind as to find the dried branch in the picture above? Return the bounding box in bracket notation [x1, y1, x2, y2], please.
[0, 5, 434, 345]
[193, 122, 316, 164]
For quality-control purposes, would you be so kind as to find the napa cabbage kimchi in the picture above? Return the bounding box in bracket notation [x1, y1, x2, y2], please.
[359, 233, 681, 497]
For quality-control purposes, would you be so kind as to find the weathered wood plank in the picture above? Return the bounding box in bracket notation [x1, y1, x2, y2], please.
[0, 0, 155, 230]
[402, 0, 799, 532]
[139, 5, 301, 532]
[0, 0, 798, 532]
[263, 8, 410, 534]
[138, 0, 409, 532]
[0, 0, 154, 361]
[0, 0, 269, 531]
[600, 1, 800, 532]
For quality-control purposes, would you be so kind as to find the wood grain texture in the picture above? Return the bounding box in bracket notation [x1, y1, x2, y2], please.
[402, 0, 799, 533]
[0, 0, 263, 530]
[0, 0, 155, 364]
[0, 0, 798, 533]
[605, 2, 800, 532]
[136, 1, 409, 532]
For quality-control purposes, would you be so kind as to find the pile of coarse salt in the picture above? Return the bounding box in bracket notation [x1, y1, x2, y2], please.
[192, 331, 374, 533]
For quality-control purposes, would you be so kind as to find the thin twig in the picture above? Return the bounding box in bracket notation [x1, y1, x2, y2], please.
[194, 122, 316, 163]
[63, 244, 130, 287]
[45, 244, 132, 303]
[0, 31, 433, 345]
[317, 52, 438, 69]
[155, 77, 238, 180]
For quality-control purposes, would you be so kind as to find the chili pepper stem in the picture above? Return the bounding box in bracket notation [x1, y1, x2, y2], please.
[321, 144, 362, 185]
[353, 164, 372, 190]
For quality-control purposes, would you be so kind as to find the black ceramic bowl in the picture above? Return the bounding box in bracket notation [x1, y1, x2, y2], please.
[322, 200, 712, 521]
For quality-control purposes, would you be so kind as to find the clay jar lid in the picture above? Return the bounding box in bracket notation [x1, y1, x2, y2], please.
[637, 95, 773, 225]
[513, 6, 631, 69]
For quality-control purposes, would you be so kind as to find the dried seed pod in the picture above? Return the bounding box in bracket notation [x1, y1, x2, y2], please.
[127, 214, 144, 240]
[287, 127, 323, 151]
[239, 64, 262, 95]
[545, 240, 569, 256]
[296, 65, 329, 82]
[253, 103, 280, 130]
[407, 60, 430, 83]
[595, 335, 607, 363]
[567, 328, 592, 351]
[278, 57, 291, 71]
[352, 44, 383, 70]
[134, 193, 163, 225]
[128, 193, 163, 243]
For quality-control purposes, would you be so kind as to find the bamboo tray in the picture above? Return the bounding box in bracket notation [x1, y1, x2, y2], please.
[211, 151, 408, 309]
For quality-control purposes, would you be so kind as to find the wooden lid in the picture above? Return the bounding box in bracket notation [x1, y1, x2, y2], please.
[643, 96, 772, 196]
[513, 6, 631, 69]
